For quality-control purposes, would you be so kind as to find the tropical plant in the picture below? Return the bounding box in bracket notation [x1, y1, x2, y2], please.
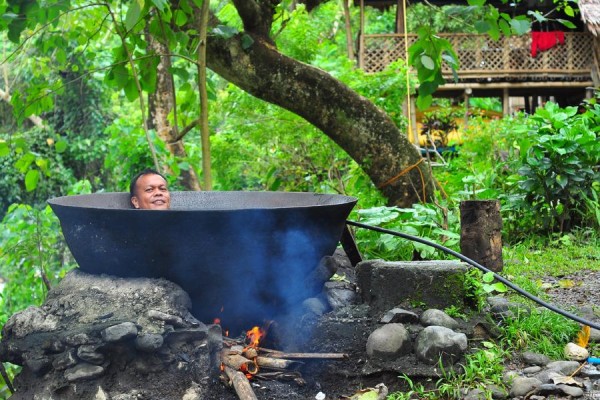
[508, 100, 600, 233]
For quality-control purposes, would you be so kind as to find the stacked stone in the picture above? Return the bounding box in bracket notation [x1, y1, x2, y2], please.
[0, 270, 214, 400]
[365, 308, 468, 365]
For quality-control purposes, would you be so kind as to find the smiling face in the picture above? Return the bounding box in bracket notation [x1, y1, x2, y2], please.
[131, 173, 171, 210]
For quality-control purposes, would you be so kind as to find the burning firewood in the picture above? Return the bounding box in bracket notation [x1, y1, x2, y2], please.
[255, 356, 302, 370]
[259, 349, 349, 360]
[223, 365, 259, 400]
[222, 350, 259, 375]
[219, 323, 348, 399]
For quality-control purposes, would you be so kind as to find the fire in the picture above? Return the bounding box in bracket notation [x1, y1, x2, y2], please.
[245, 326, 265, 349]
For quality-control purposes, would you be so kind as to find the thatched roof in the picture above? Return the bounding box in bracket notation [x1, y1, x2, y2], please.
[580, 0, 600, 36]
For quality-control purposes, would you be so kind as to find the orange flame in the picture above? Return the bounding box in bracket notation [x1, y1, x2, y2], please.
[246, 326, 265, 349]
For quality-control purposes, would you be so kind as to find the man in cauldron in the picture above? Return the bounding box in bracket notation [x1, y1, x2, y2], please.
[129, 169, 171, 210]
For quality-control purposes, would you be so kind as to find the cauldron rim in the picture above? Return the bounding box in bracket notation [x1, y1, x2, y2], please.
[48, 191, 358, 211]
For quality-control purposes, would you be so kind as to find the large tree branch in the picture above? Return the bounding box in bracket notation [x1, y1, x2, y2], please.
[232, 0, 278, 38]
[206, 33, 435, 206]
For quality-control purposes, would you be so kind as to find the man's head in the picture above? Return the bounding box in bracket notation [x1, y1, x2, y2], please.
[130, 169, 171, 210]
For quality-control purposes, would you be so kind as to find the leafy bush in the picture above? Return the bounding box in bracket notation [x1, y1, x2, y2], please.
[508, 101, 600, 234]
[0, 128, 76, 216]
[352, 201, 460, 261]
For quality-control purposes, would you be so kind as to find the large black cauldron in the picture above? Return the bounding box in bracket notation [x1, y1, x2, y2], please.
[49, 191, 357, 331]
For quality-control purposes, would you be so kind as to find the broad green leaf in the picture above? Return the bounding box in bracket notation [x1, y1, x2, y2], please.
[55, 47, 67, 65]
[564, 5, 574, 17]
[125, 0, 142, 32]
[420, 55, 435, 70]
[557, 19, 576, 29]
[474, 20, 490, 33]
[174, 9, 188, 26]
[151, 0, 169, 12]
[498, 19, 511, 37]
[0, 141, 9, 157]
[416, 93, 433, 110]
[486, 19, 500, 40]
[482, 272, 495, 283]
[527, 10, 546, 24]
[111, 64, 130, 89]
[441, 53, 458, 68]
[467, 0, 485, 5]
[15, 152, 35, 173]
[25, 169, 39, 192]
[124, 79, 139, 102]
[55, 140, 68, 153]
[510, 18, 530, 35]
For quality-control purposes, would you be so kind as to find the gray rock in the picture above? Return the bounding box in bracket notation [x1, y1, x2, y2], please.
[557, 383, 584, 397]
[420, 309, 458, 329]
[580, 364, 600, 378]
[522, 351, 550, 366]
[523, 366, 542, 374]
[64, 333, 93, 346]
[366, 323, 411, 360]
[502, 370, 519, 385]
[509, 377, 541, 397]
[324, 281, 357, 310]
[25, 354, 51, 376]
[380, 308, 419, 324]
[64, 363, 105, 382]
[485, 383, 507, 399]
[591, 327, 600, 342]
[147, 310, 187, 328]
[1, 306, 58, 339]
[535, 383, 559, 395]
[52, 349, 78, 370]
[101, 322, 138, 343]
[77, 345, 105, 365]
[415, 326, 467, 364]
[546, 360, 581, 375]
[135, 333, 164, 352]
[163, 327, 208, 345]
[487, 296, 509, 311]
[302, 297, 328, 316]
[463, 388, 486, 400]
[533, 369, 564, 384]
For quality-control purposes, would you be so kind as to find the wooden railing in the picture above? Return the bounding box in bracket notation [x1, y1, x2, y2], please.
[360, 32, 593, 80]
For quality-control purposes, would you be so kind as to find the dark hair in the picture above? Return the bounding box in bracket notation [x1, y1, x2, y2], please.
[129, 169, 168, 201]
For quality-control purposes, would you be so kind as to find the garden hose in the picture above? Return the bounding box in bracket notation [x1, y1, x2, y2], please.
[346, 220, 600, 332]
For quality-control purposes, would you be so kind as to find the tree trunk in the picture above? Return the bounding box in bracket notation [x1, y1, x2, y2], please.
[205, 33, 435, 206]
[147, 35, 201, 191]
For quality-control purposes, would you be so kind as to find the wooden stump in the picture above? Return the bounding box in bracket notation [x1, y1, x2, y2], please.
[460, 200, 503, 272]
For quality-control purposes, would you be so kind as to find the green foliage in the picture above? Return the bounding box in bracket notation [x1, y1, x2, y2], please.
[509, 100, 600, 234]
[408, 26, 459, 109]
[352, 201, 460, 261]
[500, 308, 579, 358]
[0, 203, 77, 327]
[0, 128, 76, 215]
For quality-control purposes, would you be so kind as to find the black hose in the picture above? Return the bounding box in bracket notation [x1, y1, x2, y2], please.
[346, 219, 600, 332]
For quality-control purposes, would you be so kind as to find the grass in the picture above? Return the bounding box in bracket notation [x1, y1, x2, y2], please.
[385, 231, 599, 399]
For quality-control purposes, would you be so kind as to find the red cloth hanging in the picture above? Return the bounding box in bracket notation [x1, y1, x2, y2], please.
[531, 31, 565, 57]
